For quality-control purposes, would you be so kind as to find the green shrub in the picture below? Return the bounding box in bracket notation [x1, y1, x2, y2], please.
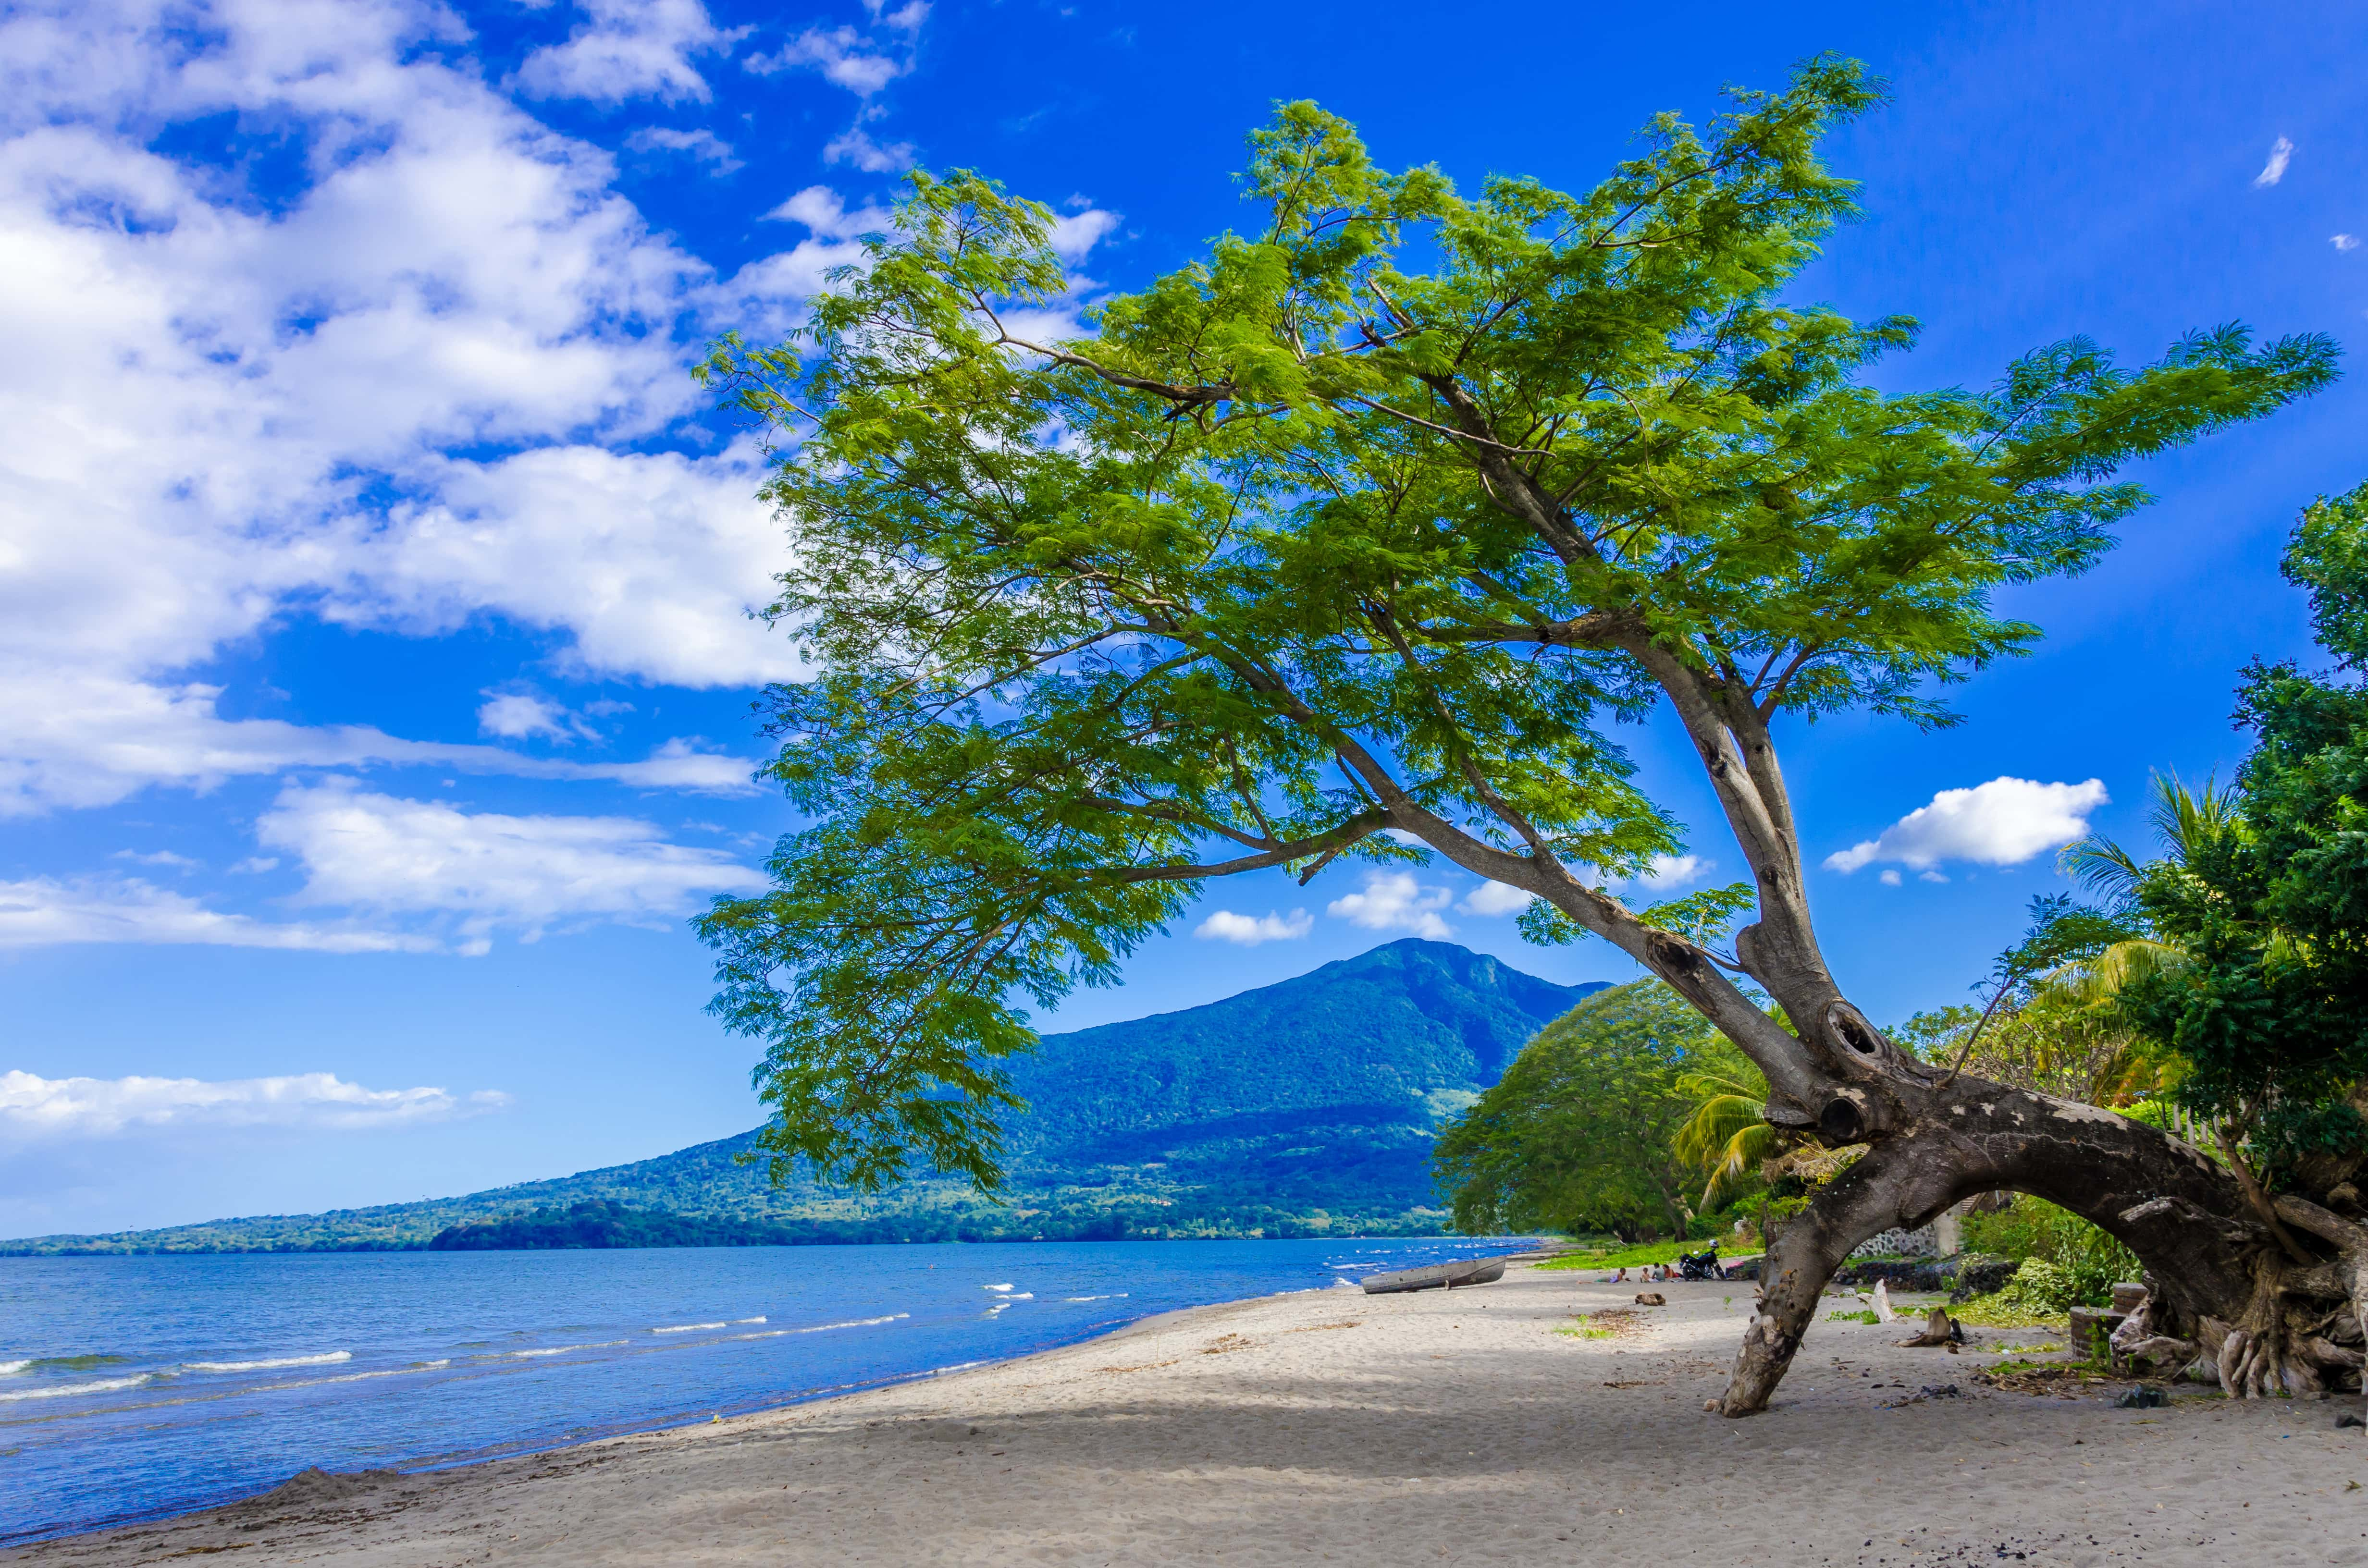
[1960, 1199, 2138, 1308]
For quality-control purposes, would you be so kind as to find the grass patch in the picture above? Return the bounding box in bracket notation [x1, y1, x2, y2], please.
[1827, 1309, 1879, 1324]
[1953, 1291, 2062, 1330]
[1538, 1235, 1753, 1271]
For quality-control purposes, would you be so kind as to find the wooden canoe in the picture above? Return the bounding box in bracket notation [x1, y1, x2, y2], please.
[1359, 1257, 1508, 1295]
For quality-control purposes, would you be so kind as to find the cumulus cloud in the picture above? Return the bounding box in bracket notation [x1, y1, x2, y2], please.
[0, 1069, 508, 1139]
[0, 876, 437, 953]
[0, 0, 830, 821]
[515, 0, 742, 104]
[822, 126, 918, 173]
[2255, 136, 2294, 187]
[257, 779, 768, 954]
[624, 125, 742, 173]
[1638, 853, 1709, 891]
[2335, 234, 2361, 253]
[477, 692, 584, 743]
[745, 25, 906, 94]
[1824, 777, 2109, 875]
[1193, 908, 1312, 945]
[1459, 881, 1535, 917]
[865, 0, 929, 31]
[1048, 208, 1122, 263]
[1326, 871, 1454, 940]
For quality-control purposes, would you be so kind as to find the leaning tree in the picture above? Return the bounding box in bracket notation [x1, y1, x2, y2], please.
[695, 59, 2342, 1414]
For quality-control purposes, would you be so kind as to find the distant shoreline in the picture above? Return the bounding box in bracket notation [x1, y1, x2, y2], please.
[0, 1226, 1466, 1259]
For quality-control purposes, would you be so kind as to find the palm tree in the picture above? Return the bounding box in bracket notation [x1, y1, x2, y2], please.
[1673, 1066, 1778, 1209]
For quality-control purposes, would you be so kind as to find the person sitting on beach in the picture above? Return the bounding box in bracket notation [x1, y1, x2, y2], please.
[1613, 1267, 1628, 1283]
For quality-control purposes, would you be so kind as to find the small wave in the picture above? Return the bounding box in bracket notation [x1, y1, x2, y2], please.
[928, 1360, 985, 1375]
[184, 1351, 351, 1373]
[651, 1323, 728, 1335]
[509, 1348, 573, 1358]
[1062, 1293, 1129, 1302]
[734, 1316, 767, 1324]
[795, 1312, 909, 1334]
[983, 1283, 1014, 1292]
[0, 1374, 151, 1403]
[0, 1353, 132, 1375]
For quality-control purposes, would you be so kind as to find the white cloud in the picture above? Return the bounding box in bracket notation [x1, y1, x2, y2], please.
[0, 0, 834, 820]
[1326, 871, 1454, 940]
[258, 779, 768, 953]
[230, 858, 280, 874]
[1048, 208, 1121, 263]
[1637, 853, 1709, 891]
[514, 0, 742, 104]
[1878, 869, 1902, 887]
[2255, 136, 2294, 187]
[822, 126, 918, 173]
[2334, 234, 2361, 252]
[1193, 908, 1312, 945]
[0, 675, 756, 818]
[0, 876, 436, 953]
[745, 26, 906, 95]
[624, 125, 742, 173]
[111, 849, 197, 869]
[1824, 777, 2109, 874]
[865, 0, 929, 32]
[477, 693, 584, 743]
[0, 1069, 508, 1139]
[1459, 881, 1535, 917]
[764, 184, 891, 239]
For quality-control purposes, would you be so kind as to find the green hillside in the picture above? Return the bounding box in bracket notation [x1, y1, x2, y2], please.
[5, 941, 1603, 1253]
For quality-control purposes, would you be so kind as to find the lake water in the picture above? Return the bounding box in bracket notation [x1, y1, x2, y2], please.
[0, 1236, 1518, 1543]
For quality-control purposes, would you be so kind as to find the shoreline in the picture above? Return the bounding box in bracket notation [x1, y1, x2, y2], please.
[0, 1267, 1392, 1552]
[14, 1263, 2365, 1566]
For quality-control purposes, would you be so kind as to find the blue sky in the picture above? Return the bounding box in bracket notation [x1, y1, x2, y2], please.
[2, 0, 2362, 1237]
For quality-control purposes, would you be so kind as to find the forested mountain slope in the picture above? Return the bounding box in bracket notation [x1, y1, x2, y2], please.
[8, 941, 1602, 1252]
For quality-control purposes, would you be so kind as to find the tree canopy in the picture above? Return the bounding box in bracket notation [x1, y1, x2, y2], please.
[693, 57, 2336, 1196]
[1433, 980, 1737, 1239]
[2107, 484, 2368, 1191]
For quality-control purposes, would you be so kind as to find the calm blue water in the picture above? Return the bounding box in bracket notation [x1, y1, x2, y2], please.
[0, 1237, 1517, 1543]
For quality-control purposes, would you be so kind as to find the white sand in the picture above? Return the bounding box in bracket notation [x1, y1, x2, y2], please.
[13, 1263, 2367, 1567]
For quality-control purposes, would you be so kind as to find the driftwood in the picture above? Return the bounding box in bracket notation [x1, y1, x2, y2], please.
[1895, 1305, 1962, 1349]
[1872, 1279, 1897, 1323]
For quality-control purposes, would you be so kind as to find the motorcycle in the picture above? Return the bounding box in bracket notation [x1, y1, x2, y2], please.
[1677, 1247, 1724, 1282]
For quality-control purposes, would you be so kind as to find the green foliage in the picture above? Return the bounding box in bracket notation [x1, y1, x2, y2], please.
[1961, 1199, 2140, 1308]
[693, 61, 2335, 1192]
[1828, 1309, 1880, 1324]
[2107, 484, 2368, 1189]
[1435, 980, 1741, 1238]
[1672, 1062, 1776, 1206]
[1536, 1236, 1724, 1270]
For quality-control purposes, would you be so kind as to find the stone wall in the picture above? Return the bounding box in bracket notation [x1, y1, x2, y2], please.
[1849, 1225, 1938, 1258]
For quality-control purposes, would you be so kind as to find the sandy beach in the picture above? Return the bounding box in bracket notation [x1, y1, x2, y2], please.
[12, 1261, 2365, 1568]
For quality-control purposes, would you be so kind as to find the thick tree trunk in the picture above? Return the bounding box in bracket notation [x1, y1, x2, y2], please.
[1711, 1067, 2368, 1415]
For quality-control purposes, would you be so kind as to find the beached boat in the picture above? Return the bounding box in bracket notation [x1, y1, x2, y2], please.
[1359, 1257, 1508, 1295]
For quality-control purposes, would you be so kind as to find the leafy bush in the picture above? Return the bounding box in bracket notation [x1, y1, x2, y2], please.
[1961, 1198, 2139, 1308]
